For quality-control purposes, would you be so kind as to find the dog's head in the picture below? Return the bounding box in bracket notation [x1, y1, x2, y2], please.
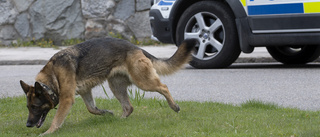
[20, 80, 58, 128]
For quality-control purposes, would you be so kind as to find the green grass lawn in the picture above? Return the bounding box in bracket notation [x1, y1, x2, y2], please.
[0, 96, 319, 137]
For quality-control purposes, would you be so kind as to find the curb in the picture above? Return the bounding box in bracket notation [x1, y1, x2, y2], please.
[0, 60, 48, 65]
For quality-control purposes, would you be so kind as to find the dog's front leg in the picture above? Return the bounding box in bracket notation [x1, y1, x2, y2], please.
[42, 97, 74, 135]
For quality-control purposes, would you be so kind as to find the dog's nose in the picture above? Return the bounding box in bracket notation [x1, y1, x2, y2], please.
[26, 122, 33, 127]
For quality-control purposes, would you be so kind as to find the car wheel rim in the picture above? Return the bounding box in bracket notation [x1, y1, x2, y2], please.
[184, 12, 225, 60]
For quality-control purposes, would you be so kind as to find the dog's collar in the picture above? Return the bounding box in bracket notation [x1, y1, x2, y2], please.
[38, 82, 59, 109]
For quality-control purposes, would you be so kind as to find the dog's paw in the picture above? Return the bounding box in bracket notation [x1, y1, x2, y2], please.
[38, 131, 49, 136]
[101, 109, 114, 115]
[90, 107, 114, 115]
[174, 104, 180, 113]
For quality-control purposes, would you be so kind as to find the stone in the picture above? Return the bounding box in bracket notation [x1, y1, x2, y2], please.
[126, 11, 152, 39]
[29, 2, 45, 40]
[114, 0, 135, 21]
[105, 16, 134, 40]
[14, 13, 30, 38]
[0, 39, 13, 45]
[60, 0, 85, 39]
[0, 0, 154, 45]
[29, 0, 84, 43]
[44, 0, 74, 26]
[81, 0, 115, 18]
[136, 0, 150, 11]
[64, 16, 85, 39]
[12, 0, 34, 13]
[113, 24, 125, 33]
[0, 25, 18, 40]
[0, 0, 18, 25]
[85, 19, 107, 39]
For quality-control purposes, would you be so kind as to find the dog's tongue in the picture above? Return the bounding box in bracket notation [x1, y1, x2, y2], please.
[36, 118, 43, 128]
[36, 113, 47, 128]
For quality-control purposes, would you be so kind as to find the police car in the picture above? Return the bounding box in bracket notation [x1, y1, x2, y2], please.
[149, 0, 320, 68]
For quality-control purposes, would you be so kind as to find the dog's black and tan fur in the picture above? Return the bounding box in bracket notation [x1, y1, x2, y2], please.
[20, 37, 197, 135]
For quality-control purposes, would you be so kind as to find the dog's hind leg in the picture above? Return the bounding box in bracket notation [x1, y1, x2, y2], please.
[80, 90, 113, 115]
[127, 54, 180, 112]
[134, 76, 180, 112]
[108, 75, 133, 118]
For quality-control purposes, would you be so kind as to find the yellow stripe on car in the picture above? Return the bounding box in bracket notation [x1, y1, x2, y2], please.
[240, 0, 246, 7]
[304, 2, 320, 13]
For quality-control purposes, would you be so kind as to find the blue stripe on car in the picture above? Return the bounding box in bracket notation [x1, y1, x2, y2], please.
[158, 0, 173, 6]
[248, 3, 304, 15]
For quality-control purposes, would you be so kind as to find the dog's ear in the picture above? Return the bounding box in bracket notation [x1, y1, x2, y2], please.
[34, 82, 45, 95]
[20, 80, 31, 95]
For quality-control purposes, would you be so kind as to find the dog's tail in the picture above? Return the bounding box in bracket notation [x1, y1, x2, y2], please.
[142, 39, 198, 75]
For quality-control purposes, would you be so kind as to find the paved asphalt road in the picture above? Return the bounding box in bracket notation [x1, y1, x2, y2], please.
[2, 63, 320, 111]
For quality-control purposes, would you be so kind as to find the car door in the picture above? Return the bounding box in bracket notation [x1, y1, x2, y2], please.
[243, 0, 320, 34]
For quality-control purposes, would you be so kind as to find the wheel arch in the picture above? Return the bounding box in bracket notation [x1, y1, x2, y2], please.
[225, 0, 247, 18]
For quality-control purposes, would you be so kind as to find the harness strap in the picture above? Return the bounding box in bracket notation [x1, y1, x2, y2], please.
[38, 82, 59, 109]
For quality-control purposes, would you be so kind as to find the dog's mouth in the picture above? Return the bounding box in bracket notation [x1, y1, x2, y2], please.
[36, 112, 48, 128]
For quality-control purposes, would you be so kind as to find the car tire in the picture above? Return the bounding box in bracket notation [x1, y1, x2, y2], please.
[176, 1, 241, 68]
[266, 45, 320, 64]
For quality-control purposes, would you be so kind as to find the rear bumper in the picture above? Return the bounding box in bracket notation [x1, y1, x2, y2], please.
[149, 9, 174, 43]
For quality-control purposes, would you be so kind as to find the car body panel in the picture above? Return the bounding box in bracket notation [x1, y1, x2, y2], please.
[150, 0, 320, 53]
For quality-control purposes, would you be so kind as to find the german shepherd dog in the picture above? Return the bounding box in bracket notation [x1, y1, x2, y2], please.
[20, 37, 197, 135]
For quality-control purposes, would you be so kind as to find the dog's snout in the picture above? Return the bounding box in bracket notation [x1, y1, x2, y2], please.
[26, 122, 34, 127]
